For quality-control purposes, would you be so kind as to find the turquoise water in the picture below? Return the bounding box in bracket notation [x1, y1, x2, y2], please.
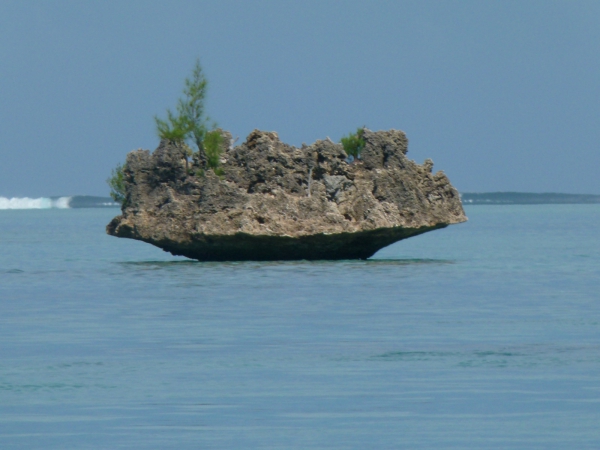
[1, 205, 599, 449]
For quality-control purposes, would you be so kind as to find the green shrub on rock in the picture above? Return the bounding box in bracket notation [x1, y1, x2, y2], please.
[108, 60, 224, 201]
[204, 129, 225, 170]
[340, 127, 365, 159]
[154, 59, 220, 172]
[155, 110, 189, 143]
[107, 163, 126, 204]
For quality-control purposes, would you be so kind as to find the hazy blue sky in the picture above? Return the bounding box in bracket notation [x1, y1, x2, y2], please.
[1, 0, 598, 197]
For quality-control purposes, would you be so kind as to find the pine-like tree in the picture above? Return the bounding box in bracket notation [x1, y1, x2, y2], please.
[154, 59, 216, 171]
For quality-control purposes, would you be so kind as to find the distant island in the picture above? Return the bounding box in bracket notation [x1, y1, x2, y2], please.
[461, 192, 600, 205]
[58, 196, 120, 208]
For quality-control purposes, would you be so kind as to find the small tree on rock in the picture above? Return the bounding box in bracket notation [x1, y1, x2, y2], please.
[204, 129, 225, 171]
[107, 163, 126, 204]
[340, 127, 366, 160]
[179, 60, 211, 157]
[155, 59, 218, 172]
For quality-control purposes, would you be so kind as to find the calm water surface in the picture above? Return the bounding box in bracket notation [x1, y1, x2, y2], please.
[1, 205, 599, 449]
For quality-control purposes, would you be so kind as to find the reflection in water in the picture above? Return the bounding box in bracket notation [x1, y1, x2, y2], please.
[117, 257, 455, 269]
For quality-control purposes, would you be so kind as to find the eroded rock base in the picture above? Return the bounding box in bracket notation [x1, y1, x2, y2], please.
[108, 218, 445, 261]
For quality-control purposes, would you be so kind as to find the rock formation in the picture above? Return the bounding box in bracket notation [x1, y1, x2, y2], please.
[107, 129, 466, 260]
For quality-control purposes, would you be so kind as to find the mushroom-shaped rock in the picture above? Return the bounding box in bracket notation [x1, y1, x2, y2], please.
[107, 129, 467, 261]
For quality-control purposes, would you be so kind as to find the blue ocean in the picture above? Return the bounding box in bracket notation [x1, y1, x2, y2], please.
[1, 204, 599, 449]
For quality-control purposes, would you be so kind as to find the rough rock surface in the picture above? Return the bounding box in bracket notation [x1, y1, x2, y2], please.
[107, 129, 467, 260]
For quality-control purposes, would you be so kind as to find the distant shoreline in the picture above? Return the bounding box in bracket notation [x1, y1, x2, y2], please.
[68, 193, 600, 207]
[0, 196, 120, 210]
[62, 196, 120, 208]
[461, 192, 600, 205]
[2, 193, 599, 210]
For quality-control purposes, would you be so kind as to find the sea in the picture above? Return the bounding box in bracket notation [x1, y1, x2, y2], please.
[0, 202, 599, 449]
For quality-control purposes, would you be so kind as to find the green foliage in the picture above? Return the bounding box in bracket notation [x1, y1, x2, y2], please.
[154, 59, 213, 152]
[154, 59, 225, 176]
[180, 60, 211, 151]
[204, 129, 224, 170]
[155, 110, 189, 143]
[340, 127, 365, 158]
[107, 163, 126, 204]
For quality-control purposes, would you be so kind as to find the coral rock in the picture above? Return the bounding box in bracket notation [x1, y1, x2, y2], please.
[107, 129, 467, 260]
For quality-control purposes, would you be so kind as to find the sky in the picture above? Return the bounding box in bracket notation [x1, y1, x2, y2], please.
[1, 0, 599, 197]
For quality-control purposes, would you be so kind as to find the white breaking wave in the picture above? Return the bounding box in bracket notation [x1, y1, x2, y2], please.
[0, 197, 72, 210]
